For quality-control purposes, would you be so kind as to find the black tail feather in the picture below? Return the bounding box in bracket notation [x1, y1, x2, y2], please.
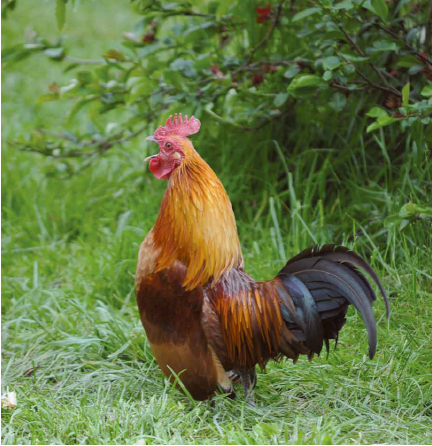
[277, 244, 389, 360]
[286, 244, 390, 318]
[276, 275, 323, 354]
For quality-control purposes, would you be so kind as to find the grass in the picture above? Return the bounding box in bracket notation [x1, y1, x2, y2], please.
[2, 1, 432, 444]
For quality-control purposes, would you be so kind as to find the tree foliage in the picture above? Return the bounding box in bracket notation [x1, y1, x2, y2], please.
[3, 0, 432, 224]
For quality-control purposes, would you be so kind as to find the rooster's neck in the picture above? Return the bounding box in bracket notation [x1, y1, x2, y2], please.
[152, 147, 243, 290]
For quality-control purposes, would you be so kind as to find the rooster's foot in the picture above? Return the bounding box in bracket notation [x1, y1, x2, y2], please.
[236, 368, 257, 406]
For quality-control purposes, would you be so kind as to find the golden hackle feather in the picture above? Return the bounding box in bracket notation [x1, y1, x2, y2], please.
[152, 137, 243, 290]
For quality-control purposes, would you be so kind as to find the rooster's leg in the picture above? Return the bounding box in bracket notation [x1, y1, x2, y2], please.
[217, 383, 236, 399]
[238, 368, 257, 406]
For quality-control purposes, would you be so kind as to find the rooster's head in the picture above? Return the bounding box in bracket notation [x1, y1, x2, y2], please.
[145, 113, 201, 180]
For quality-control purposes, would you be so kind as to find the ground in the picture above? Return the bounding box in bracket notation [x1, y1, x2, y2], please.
[2, 1, 432, 444]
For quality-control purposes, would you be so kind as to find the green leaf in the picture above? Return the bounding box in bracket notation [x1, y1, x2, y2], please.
[396, 55, 423, 68]
[56, 0, 67, 32]
[408, 65, 424, 75]
[76, 71, 93, 85]
[67, 96, 97, 121]
[292, 7, 321, 22]
[370, 0, 388, 21]
[322, 56, 341, 71]
[128, 80, 156, 104]
[333, 0, 354, 10]
[366, 115, 398, 132]
[36, 93, 59, 104]
[399, 219, 411, 230]
[169, 58, 197, 78]
[126, 76, 143, 90]
[384, 213, 402, 227]
[274, 92, 289, 107]
[289, 74, 325, 89]
[287, 74, 326, 97]
[421, 85, 432, 98]
[329, 92, 346, 111]
[402, 82, 410, 106]
[339, 53, 369, 63]
[371, 40, 399, 53]
[44, 47, 65, 60]
[398, 201, 432, 221]
[323, 70, 333, 81]
[366, 106, 388, 118]
[161, 2, 179, 10]
[104, 49, 125, 61]
[399, 202, 416, 219]
[284, 65, 301, 79]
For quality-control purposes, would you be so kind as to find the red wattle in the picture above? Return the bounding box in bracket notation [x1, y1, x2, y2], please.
[149, 155, 174, 180]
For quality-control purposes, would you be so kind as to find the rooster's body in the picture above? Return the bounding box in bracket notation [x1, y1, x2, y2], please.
[136, 114, 389, 402]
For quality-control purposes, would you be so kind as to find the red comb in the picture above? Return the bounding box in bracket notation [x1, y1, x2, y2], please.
[154, 113, 201, 140]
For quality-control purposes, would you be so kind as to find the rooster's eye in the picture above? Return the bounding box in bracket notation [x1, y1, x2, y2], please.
[165, 142, 171, 149]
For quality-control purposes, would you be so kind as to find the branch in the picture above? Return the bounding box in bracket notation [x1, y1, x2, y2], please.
[159, 8, 244, 29]
[242, 109, 290, 131]
[416, 214, 432, 222]
[338, 53, 402, 98]
[174, 10, 215, 18]
[18, 125, 148, 159]
[330, 82, 366, 92]
[234, 59, 294, 74]
[321, 5, 402, 94]
[375, 23, 432, 66]
[334, 21, 396, 90]
[247, 0, 287, 63]
[111, 125, 148, 145]
[18, 144, 93, 158]
[38, 128, 78, 142]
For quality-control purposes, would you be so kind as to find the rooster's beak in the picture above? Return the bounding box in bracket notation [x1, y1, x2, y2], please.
[144, 136, 159, 162]
[144, 154, 158, 162]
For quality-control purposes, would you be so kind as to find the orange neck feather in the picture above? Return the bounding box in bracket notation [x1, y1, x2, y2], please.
[152, 139, 243, 290]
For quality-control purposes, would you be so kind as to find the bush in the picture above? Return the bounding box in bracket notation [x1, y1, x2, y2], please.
[3, 0, 432, 226]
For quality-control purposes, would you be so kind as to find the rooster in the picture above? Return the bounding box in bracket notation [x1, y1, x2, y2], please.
[136, 114, 390, 404]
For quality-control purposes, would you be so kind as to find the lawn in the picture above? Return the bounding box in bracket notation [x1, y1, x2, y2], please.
[2, 1, 432, 445]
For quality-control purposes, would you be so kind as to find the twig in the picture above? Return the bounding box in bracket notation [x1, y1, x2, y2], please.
[18, 145, 93, 158]
[160, 9, 243, 29]
[233, 59, 294, 75]
[334, 21, 395, 89]
[247, 0, 287, 63]
[140, 0, 157, 13]
[198, 60, 295, 85]
[111, 125, 148, 145]
[242, 109, 290, 131]
[38, 128, 78, 142]
[338, 53, 402, 98]
[248, 59, 293, 67]
[375, 23, 432, 66]
[19, 125, 148, 159]
[335, 22, 365, 57]
[416, 214, 432, 221]
[330, 82, 366, 92]
[176, 10, 216, 18]
[321, 4, 402, 93]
